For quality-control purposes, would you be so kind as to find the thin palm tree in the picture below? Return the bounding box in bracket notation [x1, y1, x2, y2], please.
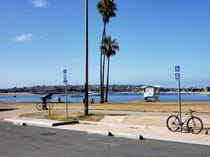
[100, 36, 119, 102]
[96, 0, 117, 103]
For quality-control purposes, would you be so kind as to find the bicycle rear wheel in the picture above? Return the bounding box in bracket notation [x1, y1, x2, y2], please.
[36, 103, 43, 111]
[187, 116, 203, 134]
[166, 115, 180, 132]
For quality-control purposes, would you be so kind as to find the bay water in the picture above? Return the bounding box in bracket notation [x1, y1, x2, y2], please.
[0, 93, 210, 103]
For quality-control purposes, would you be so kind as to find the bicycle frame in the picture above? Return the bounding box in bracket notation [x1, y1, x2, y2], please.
[176, 110, 194, 128]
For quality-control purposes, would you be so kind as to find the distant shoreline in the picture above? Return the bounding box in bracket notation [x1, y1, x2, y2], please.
[0, 92, 35, 96]
[199, 92, 210, 96]
[1, 91, 210, 95]
[160, 91, 201, 94]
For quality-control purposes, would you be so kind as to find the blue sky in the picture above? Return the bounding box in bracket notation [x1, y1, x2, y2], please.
[0, 0, 210, 88]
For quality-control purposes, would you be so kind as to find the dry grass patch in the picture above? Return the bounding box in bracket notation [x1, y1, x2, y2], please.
[89, 101, 210, 113]
[2, 101, 210, 113]
[20, 111, 105, 122]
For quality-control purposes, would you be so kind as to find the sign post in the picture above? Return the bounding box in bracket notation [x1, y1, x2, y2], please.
[63, 69, 68, 119]
[175, 66, 182, 125]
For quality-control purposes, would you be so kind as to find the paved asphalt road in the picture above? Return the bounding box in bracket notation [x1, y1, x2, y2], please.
[0, 122, 210, 157]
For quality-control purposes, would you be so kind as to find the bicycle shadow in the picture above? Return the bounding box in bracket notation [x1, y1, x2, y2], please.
[0, 107, 17, 112]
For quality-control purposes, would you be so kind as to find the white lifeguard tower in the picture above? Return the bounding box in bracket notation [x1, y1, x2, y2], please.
[141, 85, 160, 102]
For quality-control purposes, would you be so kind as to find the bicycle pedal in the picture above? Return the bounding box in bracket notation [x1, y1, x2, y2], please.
[180, 122, 184, 126]
[182, 127, 189, 133]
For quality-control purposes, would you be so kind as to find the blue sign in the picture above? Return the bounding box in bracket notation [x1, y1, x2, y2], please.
[63, 75, 67, 80]
[175, 66, 180, 81]
[175, 73, 180, 81]
[63, 69, 68, 84]
[175, 66, 180, 73]
[63, 79, 68, 84]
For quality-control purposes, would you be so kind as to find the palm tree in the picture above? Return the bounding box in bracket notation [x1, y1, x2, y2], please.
[97, 0, 117, 38]
[96, 0, 117, 103]
[100, 36, 119, 102]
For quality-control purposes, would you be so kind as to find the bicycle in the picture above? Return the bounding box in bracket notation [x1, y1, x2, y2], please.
[36, 102, 54, 111]
[166, 109, 203, 134]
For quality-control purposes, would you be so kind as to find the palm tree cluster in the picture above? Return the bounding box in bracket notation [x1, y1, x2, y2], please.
[97, 0, 119, 103]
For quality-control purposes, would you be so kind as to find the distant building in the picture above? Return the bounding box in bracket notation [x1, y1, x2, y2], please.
[204, 86, 210, 92]
[141, 85, 160, 102]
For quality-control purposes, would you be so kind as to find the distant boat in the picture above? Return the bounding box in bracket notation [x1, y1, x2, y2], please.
[120, 92, 129, 95]
[70, 92, 100, 97]
[88, 91, 100, 96]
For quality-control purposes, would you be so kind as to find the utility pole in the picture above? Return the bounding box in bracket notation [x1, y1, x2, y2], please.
[84, 0, 89, 115]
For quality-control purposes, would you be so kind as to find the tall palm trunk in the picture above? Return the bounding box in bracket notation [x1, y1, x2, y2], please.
[100, 48, 103, 103]
[100, 22, 106, 103]
[105, 57, 110, 102]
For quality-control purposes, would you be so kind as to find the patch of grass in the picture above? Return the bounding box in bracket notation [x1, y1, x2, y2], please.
[20, 111, 105, 122]
[44, 114, 75, 121]
[76, 114, 104, 121]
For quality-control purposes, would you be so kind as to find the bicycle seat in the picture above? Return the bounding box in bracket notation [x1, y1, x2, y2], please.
[189, 109, 196, 113]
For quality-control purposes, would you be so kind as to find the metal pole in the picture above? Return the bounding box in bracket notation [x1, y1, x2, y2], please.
[65, 84, 68, 118]
[84, 0, 89, 115]
[178, 80, 182, 124]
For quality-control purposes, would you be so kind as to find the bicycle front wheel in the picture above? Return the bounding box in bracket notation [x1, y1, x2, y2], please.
[166, 115, 180, 132]
[36, 103, 43, 111]
[187, 116, 203, 134]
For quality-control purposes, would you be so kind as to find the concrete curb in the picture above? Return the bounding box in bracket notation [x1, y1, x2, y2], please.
[5, 118, 79, 127]
[87, 130, 142, 140]
[86, 128, 210, 146]
[52, 120, 79, 126]
[5, 118, 53, 127]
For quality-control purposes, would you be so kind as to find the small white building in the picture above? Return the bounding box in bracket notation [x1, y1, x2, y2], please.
[141, 85, 160, 102]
